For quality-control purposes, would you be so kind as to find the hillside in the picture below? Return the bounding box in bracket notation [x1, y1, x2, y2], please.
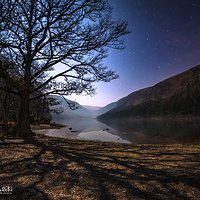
[94, 101, 118, 115]
[98, 65, 200, 119]
[83, 105, 102, 112]
[50, 95, 93, 123]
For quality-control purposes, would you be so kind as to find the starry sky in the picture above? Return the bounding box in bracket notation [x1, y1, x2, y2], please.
[68, 0, 200, 107]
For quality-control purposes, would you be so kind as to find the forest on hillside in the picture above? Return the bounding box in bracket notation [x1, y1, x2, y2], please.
[98, 86, 200, 119]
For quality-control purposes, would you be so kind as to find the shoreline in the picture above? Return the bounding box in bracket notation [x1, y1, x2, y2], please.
[1, 119, 200, 145]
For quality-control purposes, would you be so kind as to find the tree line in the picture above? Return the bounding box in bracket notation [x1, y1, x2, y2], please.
[98, 85, 200, 120]
[0, 0, 129, 137]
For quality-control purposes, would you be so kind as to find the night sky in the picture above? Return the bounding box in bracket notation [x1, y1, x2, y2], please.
[69, 0, 200, 107]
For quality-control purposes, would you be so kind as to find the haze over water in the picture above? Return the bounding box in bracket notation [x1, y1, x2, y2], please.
[37, 117, 200, 144]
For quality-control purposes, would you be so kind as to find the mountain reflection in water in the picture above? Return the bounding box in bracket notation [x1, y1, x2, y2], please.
[37, 117, 200, 144]
[98, 118, 200, 144]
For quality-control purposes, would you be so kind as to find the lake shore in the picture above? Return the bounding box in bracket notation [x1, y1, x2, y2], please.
[0, 135, 200, 200]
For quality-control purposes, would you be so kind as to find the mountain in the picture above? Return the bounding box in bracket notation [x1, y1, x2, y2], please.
[94, 101, 118, 116]
[50, 95, 93, 123]
[98, 64, 200, 119]
[83, 105, 102, 111]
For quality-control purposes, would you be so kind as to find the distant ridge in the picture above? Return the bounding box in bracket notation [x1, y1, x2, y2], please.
[94, 101, 118, 116]
[98, 64, 200, 119]
[83, 105, 102, 111]
[49, 95, 93, 123]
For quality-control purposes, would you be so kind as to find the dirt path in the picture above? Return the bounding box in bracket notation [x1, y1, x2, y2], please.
[0, 136, 200, 199]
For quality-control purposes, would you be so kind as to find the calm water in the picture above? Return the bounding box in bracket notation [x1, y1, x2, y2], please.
[98, 118, 200, 144]
[37, 117, 200, 144]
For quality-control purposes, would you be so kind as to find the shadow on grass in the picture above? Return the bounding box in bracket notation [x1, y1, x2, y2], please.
[0, 137, 200, 200]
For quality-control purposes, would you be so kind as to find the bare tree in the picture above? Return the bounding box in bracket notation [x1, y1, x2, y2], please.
[0, 0, 129, 137]
[0, 78, 19, 129]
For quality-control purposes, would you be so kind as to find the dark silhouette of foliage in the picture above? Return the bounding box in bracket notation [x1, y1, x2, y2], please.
[0, 0, 129, 137]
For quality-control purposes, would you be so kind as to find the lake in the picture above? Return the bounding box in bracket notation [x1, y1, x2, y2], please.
[36, 117, 200, 144]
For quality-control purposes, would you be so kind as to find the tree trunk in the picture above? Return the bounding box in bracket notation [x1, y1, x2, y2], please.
[3, 92, 9, 128]
[10, 90, 32, 138]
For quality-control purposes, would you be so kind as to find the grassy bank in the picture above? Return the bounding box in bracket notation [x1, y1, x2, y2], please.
[0, 136, 200, 200]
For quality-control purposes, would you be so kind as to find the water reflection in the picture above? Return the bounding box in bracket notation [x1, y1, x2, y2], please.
[37, 117, 200, 144]
[36, 118, 129, 143]
[98, 118, 200, 144]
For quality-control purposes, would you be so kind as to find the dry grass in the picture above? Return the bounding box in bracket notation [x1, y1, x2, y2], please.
[0, 136, 200, 200]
